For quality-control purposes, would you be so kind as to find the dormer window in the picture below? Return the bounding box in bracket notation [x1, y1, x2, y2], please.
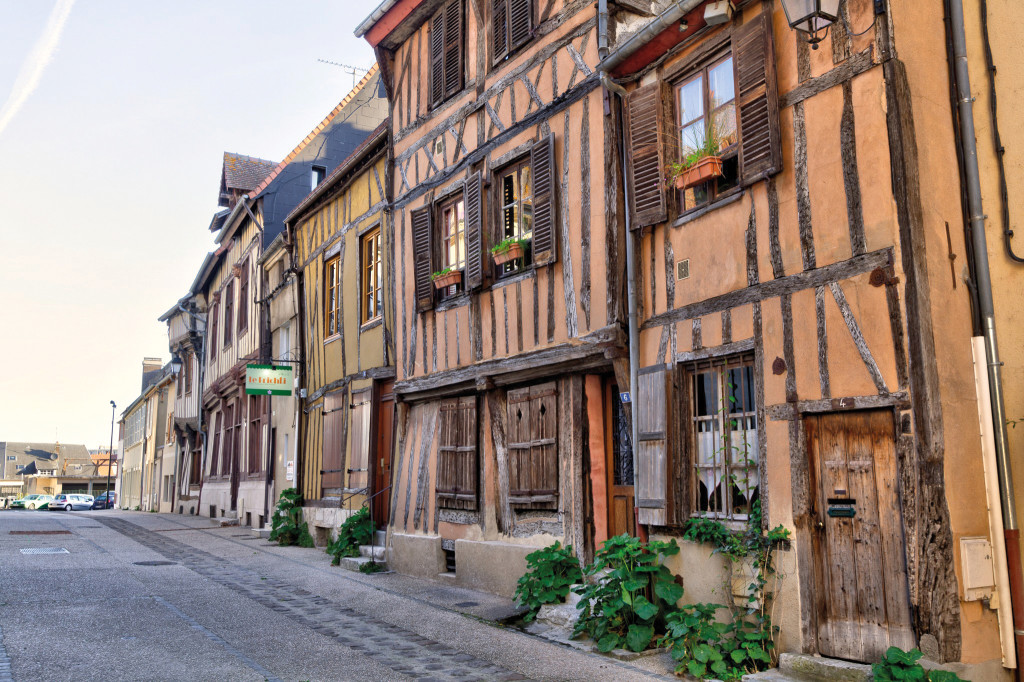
[312, 165, 326, 190]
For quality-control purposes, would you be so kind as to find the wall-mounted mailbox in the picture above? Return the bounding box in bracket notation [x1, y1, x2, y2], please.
[960, 536, 996, 602]
[827, 497, 856, 518]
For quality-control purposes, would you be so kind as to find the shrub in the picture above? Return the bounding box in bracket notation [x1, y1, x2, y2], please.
[269, 488, 315, 548]
[514, 542, 583, 622]
[326, 507, 375, 566]
[873, 647, 966, 682]
[572, 535, 683, 653]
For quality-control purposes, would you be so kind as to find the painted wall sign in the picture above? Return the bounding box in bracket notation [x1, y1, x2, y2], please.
[245, 364, 293, 396]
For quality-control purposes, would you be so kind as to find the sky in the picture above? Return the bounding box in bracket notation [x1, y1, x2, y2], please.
[0, 1, 376, 449]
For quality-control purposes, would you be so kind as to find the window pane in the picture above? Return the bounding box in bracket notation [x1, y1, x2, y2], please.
[708, 58, 735, 108]
[694, 370, 717, 416]
[713, 103, 737, 150]
[677, 75, 704, 126]
[680, 120, 706, 156]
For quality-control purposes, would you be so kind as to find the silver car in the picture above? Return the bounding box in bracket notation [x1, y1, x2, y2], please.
[47, 494, 94, 511]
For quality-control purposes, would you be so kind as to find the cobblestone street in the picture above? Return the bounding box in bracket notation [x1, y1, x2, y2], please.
[0, 510, 674, 682]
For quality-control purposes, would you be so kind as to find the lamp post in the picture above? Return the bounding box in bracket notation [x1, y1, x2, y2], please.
[780, 0, 841, 49]
[106, 400, 115, 504]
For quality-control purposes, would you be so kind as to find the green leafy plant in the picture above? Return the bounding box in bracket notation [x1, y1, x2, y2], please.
[667, 119, 724, 179]
[269, 488, 315, 548]
[359, 559, 385, 574]
[572, 535, 683, 653]
[490, 237, 529, 255]
[514, 541, 583, 622]
[431, 267, 457, 280]
[326, 507, 375, 566]
[872, 647, 966, 682]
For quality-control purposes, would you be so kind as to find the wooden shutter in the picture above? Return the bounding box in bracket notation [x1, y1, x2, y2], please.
[507, 382, 558, 508]
[636, 368, 669, 525]
[430, 10, 445, 107]
[492, 0, 509, 64]
[735, 11, 782, 185]
[530, 134, 558, 266]
[322, 392, 344, 489]
[509, 0, 531, 50]
[464, 172, 484, 290]
[348, 392, 370, 491]
[626, 82, 670, 229]
[411, 206, 433, 312]
[436, 396, 478, 510]
[443, 0, 463, 99]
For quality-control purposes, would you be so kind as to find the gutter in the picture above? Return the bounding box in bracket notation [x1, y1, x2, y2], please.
[355, 0, 400, 38]
[947, 0, 1024, 672]
[597, 0, 706, 74]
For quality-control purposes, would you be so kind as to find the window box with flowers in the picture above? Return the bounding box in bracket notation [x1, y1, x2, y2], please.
[491, 237, 529, 267]
[668, 120, 725, 191]
[432, 268, 462, 290]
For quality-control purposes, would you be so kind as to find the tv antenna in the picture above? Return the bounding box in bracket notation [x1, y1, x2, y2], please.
[317, 60, 370, 88]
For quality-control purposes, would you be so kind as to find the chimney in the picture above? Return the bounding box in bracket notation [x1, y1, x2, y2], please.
[142, 356, 163, 392]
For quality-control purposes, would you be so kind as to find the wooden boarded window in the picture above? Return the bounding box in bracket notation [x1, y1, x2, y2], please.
[411, 206, 433, 312]
[223, 281, 234, 347]
[734, 11, 781, 185]
[626, 82, 671, 229]
[685, 353, 758, 520]
[247, 394, 264, 474]
[325, 255, 341, 335]
[321, 392, 345, 490]
[492, 0, 532, 65]
[237, 259, 249, 332]
[507, 382, 558, 509]
[348, 390, 371, 491]
[464, 172, 484, 290]
[429, 0, 464, 108]
[529, 134, 557, 266]
[636, 368, 669, 525]
[436, 396, 478, 510]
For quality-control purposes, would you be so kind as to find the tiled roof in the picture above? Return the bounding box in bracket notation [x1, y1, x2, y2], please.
[248, 64, 381, 200]
[222, 153, 278, 192]
[0, 442, 95, 477]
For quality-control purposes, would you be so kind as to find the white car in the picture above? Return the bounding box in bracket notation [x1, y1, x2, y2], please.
[47, 494, 94, 511]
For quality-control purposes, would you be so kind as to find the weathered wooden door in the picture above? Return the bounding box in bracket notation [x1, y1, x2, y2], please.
[605, 381, 635, 537]
[371, 381, 395, 524]
[804, 410, 914, 662]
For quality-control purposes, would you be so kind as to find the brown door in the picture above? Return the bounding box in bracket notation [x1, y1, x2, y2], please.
[804, 410, 914, 662]
[606, 382, 635, 537]
[371, 380, 395, 525]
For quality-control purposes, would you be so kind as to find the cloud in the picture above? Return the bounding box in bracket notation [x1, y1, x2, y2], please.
[0, 0, 76, 138]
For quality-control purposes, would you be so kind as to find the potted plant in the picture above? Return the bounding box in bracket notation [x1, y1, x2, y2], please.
[491, 237, 528, 266]
[667, 120, 725, 190]
[432, 267, 462, 289]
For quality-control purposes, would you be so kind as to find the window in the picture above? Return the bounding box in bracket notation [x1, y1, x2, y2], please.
[494, 159, 533, 275]
[361, 227, 382, 323]
[437, 194, 465, 297]
[209, 302, 219, 360]
[322, 392, 345, 491]
[183, 351, 193, 394]
[190, 435, 202, 485]
[223, 281, 234, 347]
[686, 354, 758, 519]
[436, 396, 477, 510]
[237, 259, 249, 333]
[676, 54, 739, 212]
[348, 390, 370, 492]
[506, 382, 558, 509]
[225, 401, 241, 476]
[325, 255, 341, 337]
[311, 165, 326, 190]
[492, 0, 532, 65]
[210, 411, 223, 477]
[429, 0, 464, 108]
[247, 394, 264, 474]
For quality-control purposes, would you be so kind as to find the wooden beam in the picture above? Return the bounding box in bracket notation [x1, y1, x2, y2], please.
[779, 48, 875, 110]
[767, 391, 911, 421]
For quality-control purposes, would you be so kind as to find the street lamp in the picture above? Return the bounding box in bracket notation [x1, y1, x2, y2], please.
[106, 400, 115, 504]
[170, 352, 183, 375]
[781, 0, 841, 49]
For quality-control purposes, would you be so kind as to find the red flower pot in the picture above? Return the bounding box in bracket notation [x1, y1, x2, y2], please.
[678, 156, 724, 189]
[492, 242, 525, 266]
[433, 270, 462, 290]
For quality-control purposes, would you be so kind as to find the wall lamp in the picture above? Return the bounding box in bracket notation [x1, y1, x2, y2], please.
[781, 0, 841, 49]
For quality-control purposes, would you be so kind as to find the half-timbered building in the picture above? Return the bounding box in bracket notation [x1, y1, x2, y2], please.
[286, 122, 394, 541]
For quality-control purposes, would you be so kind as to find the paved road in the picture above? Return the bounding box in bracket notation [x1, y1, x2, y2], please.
[0, 510, 673, 682]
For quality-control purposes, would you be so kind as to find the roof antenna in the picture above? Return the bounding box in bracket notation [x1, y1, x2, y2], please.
[317, 59, 370, 88]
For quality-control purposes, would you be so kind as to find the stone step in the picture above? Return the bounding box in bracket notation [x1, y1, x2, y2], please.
[743, 669, 801, 682]
[339, 555, 388, 573]
[218, 517, 239, 527]
[359, 544, 385, 560]
[373, 530, 387, 546]
[253, 526, 271, 539]
[778, 654, 872, 682]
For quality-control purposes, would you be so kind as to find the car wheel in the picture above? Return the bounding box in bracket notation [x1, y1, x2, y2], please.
[64, 504, 72, 511]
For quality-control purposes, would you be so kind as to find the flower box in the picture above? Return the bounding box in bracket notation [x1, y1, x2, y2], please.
[432, 270, 462, 290]
[492, 242, 526, 266]
[676, 155, 724, 190]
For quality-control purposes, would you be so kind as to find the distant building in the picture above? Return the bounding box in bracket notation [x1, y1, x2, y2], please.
[0, 441, 114, 498]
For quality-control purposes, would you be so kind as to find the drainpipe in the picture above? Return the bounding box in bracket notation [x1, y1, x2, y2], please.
[948, 0, 1024, 672]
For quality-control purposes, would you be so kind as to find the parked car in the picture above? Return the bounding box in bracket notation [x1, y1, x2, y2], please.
[11, 494, 54, 510]
[47, 494, 94, 511]
[91, 491, 116, 509]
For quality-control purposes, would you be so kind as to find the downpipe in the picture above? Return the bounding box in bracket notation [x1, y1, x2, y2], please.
[948, 0, 1024, 672]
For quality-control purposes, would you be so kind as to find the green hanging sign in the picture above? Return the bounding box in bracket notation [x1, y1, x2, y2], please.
[245, 364, 293, 396]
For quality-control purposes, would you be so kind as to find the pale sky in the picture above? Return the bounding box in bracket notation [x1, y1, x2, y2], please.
[0, 1, 375, 449]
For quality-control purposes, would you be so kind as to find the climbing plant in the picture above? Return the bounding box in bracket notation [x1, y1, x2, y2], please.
[513, 541, 583, 622]
[269, 488, 315, 548]
[326, 507, 375, 566]
[573, 535, 684, 653]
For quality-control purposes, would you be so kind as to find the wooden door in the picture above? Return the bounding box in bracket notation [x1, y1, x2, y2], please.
[804, 410, 914, 662]
[605, 381, 635, 537]
[371, 381, 395, 524]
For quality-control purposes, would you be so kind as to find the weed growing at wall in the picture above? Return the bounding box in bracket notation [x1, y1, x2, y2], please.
[872, 647, 966, 681]
[327, 507, 374, 566]
[513, 542, 583, 622]
[269, 488, 315, 548]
